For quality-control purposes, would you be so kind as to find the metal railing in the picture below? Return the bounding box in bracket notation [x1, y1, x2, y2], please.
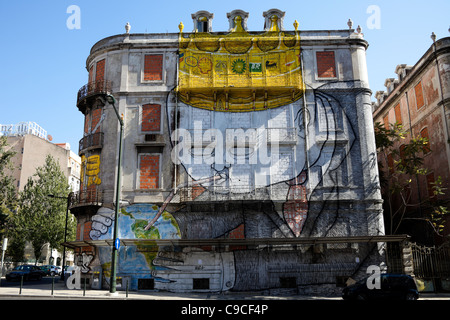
[79, 132, 104, 154]
[77, 80, 112, 106]
[69, 188, 104, 208]
[178, 185, 289, 202]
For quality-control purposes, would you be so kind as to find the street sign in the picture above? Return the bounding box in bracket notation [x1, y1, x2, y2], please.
[114, 238, 120, 250]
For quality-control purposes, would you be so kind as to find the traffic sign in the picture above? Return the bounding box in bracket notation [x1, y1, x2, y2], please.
[114, 238, 120, 250]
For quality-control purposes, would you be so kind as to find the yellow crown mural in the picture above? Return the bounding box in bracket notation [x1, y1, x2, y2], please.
[177, 15, 304, 112]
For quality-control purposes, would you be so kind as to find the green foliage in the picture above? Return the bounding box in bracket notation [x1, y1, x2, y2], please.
[429, 176, 449, 234]
[16, 155, 76, 261]
[0, 136, 17, 236]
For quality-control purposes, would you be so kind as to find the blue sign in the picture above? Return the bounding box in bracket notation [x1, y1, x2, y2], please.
[114, 238, 120, 250]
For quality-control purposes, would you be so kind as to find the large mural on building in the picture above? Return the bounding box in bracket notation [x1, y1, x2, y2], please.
[177, 15, 304, 111]
[76, 13, 370, 293]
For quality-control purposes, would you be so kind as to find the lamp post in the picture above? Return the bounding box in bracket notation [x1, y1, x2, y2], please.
[48, 192, 73, 281]
[104, 94, 124, 294]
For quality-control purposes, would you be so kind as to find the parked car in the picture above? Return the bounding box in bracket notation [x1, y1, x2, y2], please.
[342, 274, 419, 300]
[41, 265, 60, 276]
[64, 266, 76, 277]
[5, 265, 44, 281]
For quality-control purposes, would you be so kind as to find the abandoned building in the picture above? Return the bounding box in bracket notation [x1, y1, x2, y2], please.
[66, 9, 395, 295]
[373, 34, 450, 245]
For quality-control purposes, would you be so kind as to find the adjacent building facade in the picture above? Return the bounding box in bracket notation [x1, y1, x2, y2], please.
[373, 35, 450, 244]
[1, 122, 80, 266]
[2, 122, 81, 193]
[69, 9, 388, 294]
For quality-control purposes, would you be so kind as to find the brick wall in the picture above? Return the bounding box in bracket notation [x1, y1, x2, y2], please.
[83, 221, 92, 240]
[144, 54, 163, 81]
[140, 154, 160, 189]
[95, 59, 105, 82]
[142, 104, 161, 132]
[316, 51, 336, 78]
[90, 107, 102, 133]
[84, 114, 90, 134]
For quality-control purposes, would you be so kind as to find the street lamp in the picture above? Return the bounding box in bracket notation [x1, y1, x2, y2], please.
[104, 93, 124, 294]
[48, 192, 73, 281]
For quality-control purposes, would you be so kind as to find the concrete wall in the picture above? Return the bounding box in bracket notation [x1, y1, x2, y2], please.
[6, 134, 78, 191]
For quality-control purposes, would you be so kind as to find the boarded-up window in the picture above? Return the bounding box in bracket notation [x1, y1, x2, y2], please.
[316, 51, 336, 78]
[89, 65, 94, 83]
[420, 127, 431, 154]
[383, 115, 390, 130]
[95, 59, 105, 82]
[142, 104, 161, 132]
[415, 81, 425, 109]
[394, 103, 402, 125]
[139, 154, 160, 189]
[144, 54, 163, 81]
[193, 278, 210, 290]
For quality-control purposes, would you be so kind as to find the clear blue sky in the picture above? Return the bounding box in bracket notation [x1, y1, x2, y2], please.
[1, 0, 449, 150]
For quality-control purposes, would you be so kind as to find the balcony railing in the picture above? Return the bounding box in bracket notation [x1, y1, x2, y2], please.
[76, 80, 112, 108]
[178, 185, 289, 202]
[69, 188, 104, 209]
[79, 132, 104, 154]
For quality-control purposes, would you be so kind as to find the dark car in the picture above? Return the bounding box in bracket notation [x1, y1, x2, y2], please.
[342, 274, 419, 300]
[5, 265, 44, 281]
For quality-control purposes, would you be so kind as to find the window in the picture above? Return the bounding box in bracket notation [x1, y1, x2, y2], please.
[383, 115, 390, 130]
[280, 277, 297, 288]
[139, 154, 160, 189]
[88, 65, 94, 83]
[316, 51, 336, 78]
[95, 59, 105, 83]
[414, 81, 425, 109]
[394, 103, 402, 125]
[193, 278, 210, 290]
[420, 127, 431, 154]
[142, 104, 161, 132]
[138, 278, 154, 290]
[143, 54, 163, 81]
[197, 17, 208, 32]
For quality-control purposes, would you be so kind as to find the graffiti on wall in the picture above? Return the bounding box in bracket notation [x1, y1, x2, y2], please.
[177, 15, 304, 111]
[81, 155, 102, 187]
[74, 15, 371, 292]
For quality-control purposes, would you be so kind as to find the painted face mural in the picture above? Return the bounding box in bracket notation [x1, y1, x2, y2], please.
[168, 15, 356, 238]
[85, 15, 357, 292]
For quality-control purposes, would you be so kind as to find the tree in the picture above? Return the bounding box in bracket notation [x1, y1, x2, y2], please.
[375, 122, 449, 241]
[16, 155, 76, 263]
[0, 136, 17, 237]
[0, 137, 23, 262]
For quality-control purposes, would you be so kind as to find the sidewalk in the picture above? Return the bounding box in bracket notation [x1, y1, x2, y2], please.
[0, 279, 325, 300]
[0, 278, 449, 300]
[0, 279, 341, 300]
